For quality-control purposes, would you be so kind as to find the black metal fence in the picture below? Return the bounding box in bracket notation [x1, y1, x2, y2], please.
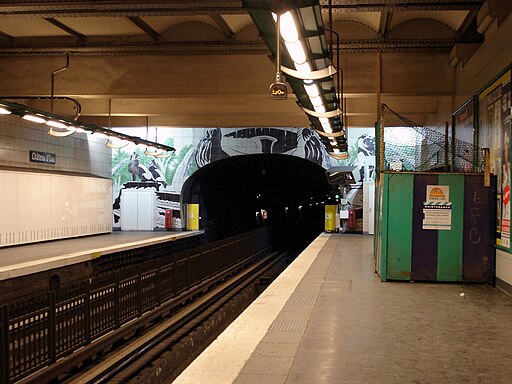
[0, 228, 272, 383]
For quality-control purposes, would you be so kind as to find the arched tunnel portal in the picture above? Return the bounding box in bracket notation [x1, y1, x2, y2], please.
[182, 154, 331, 240]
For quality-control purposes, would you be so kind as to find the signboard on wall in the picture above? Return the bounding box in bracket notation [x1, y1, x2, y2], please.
[29, 150, 56, 164]
[423, 185, 452, 230]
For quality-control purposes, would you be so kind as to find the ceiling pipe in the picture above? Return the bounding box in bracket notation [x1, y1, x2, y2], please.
[0, 96, 81, 120]
[328, 0, 333, 62]
[50, 52, 69, 114]
[0, 99, 176, 154]
[275, 12, 282, 84]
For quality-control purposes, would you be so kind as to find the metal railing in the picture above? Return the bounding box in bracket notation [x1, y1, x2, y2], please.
[0, 228, 272, 383]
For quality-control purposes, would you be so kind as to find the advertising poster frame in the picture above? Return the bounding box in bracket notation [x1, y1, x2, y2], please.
[476, 66, 511, 250]
[452, 97, 476, 172]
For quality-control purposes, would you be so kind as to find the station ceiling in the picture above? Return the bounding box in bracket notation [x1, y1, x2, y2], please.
[0, 1, 486, 129]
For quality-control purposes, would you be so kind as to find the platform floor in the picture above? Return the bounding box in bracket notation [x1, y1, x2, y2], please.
[174, 233, 512, 384]
[0, 230, 202, 281]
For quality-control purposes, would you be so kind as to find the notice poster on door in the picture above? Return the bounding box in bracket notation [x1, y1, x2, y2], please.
[423, 185, 452, 230]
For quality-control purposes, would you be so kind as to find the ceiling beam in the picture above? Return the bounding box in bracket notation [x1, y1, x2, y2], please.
[333, 39, 455, 52]
[44, 18, 85, 44]
[127, 16, 160, 41]
[0, 1, 245, 18]
[210, 14, 235, 41]
[0, 41, 269, 56]
[0, 31, 14, 46]
[378, 9, 393, 37]
[320, 0, 484, 12]
[0, 37, 457, 56]
[456, 9, 483, 42]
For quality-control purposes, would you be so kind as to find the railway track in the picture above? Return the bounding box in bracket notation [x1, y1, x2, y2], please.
[19, 248, 287, 384]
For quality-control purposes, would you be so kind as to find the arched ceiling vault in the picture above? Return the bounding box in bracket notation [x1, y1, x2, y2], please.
[0, 0, 499, 129]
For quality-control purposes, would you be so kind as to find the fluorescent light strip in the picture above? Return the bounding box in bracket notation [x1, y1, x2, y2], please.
[294, 62, 312, 74]
[314, 104, 326, 113]
[273, 10, 343, 143]
[320, 117, 333, 133]
[0, 100, 175, 156]
[145, 147, 164, 156]
[47, 118, 78, 137]
[304, 83, 319, 98]
[277, 10, 328, 119]
[46, 120, 68, 129]
[280, 12, 299, 42]
[321, 123, 333, 134]
[154, 151, 174, 159]
[310, 96, 324, 108]
[23, 114, 46, 123]
[92, 132, 108, 139]
[48, 126, 77, 137]
[273, 11, 345, 156]
[285, 40, 307, 64]
[106, 137, 129, 149]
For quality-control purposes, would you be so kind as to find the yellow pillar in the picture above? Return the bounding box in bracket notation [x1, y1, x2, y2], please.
[325, 205, 337, 232]
[186, 203, 199, 230]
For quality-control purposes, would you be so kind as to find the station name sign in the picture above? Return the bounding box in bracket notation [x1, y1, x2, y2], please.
[30, 150, 56, 165]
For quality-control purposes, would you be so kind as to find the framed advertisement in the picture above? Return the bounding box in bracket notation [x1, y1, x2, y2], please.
[477, 67, 512, 249]
[452, 98, 475, 172]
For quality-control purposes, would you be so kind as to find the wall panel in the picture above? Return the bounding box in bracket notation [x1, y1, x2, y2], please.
[385, 173, 414, 281]
[0, 170, 112, 247]
[437, 174, 464, 281]
[411, 174, 439, 281]
[0, 114, 111, 178]
[380, 173, 493, 283]
[496, 249, 512, 286]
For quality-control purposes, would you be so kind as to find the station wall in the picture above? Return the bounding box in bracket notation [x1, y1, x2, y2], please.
[0, 114, 112, 246]
[429, 9, 512, 291]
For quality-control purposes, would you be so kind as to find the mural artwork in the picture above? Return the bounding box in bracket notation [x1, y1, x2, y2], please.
[112, 127, 376, 230]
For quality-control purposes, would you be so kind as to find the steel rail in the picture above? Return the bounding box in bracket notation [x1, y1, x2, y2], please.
[17, 246, 274, 384]
[82, 250, 284, 384]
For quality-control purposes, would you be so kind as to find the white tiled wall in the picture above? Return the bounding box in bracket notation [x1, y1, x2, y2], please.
[0, 170, 112, 247]
[497, 249, 512, 289]
[0, 114, 111, 178]
[0, 114, 113, 246]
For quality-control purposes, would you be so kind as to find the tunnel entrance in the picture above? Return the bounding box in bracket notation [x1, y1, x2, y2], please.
[182, 154, 331, 241]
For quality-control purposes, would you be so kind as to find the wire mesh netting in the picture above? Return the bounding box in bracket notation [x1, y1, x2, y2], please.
[379, 104, 485, 173]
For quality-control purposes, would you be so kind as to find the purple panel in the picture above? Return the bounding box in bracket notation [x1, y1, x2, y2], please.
[463, 175, 494, 283]
[411, 174, 439, 281]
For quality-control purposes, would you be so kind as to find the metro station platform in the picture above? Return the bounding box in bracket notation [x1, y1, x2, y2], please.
[174, 233, 512, 384]
[0, 230, 203, 281]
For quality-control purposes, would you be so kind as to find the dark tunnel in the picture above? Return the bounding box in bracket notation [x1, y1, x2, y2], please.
[182, 154, 331, 241]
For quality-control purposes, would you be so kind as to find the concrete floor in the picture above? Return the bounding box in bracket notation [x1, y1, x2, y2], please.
[175, 234, 512, 384]
[286, 235, 512, 384]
